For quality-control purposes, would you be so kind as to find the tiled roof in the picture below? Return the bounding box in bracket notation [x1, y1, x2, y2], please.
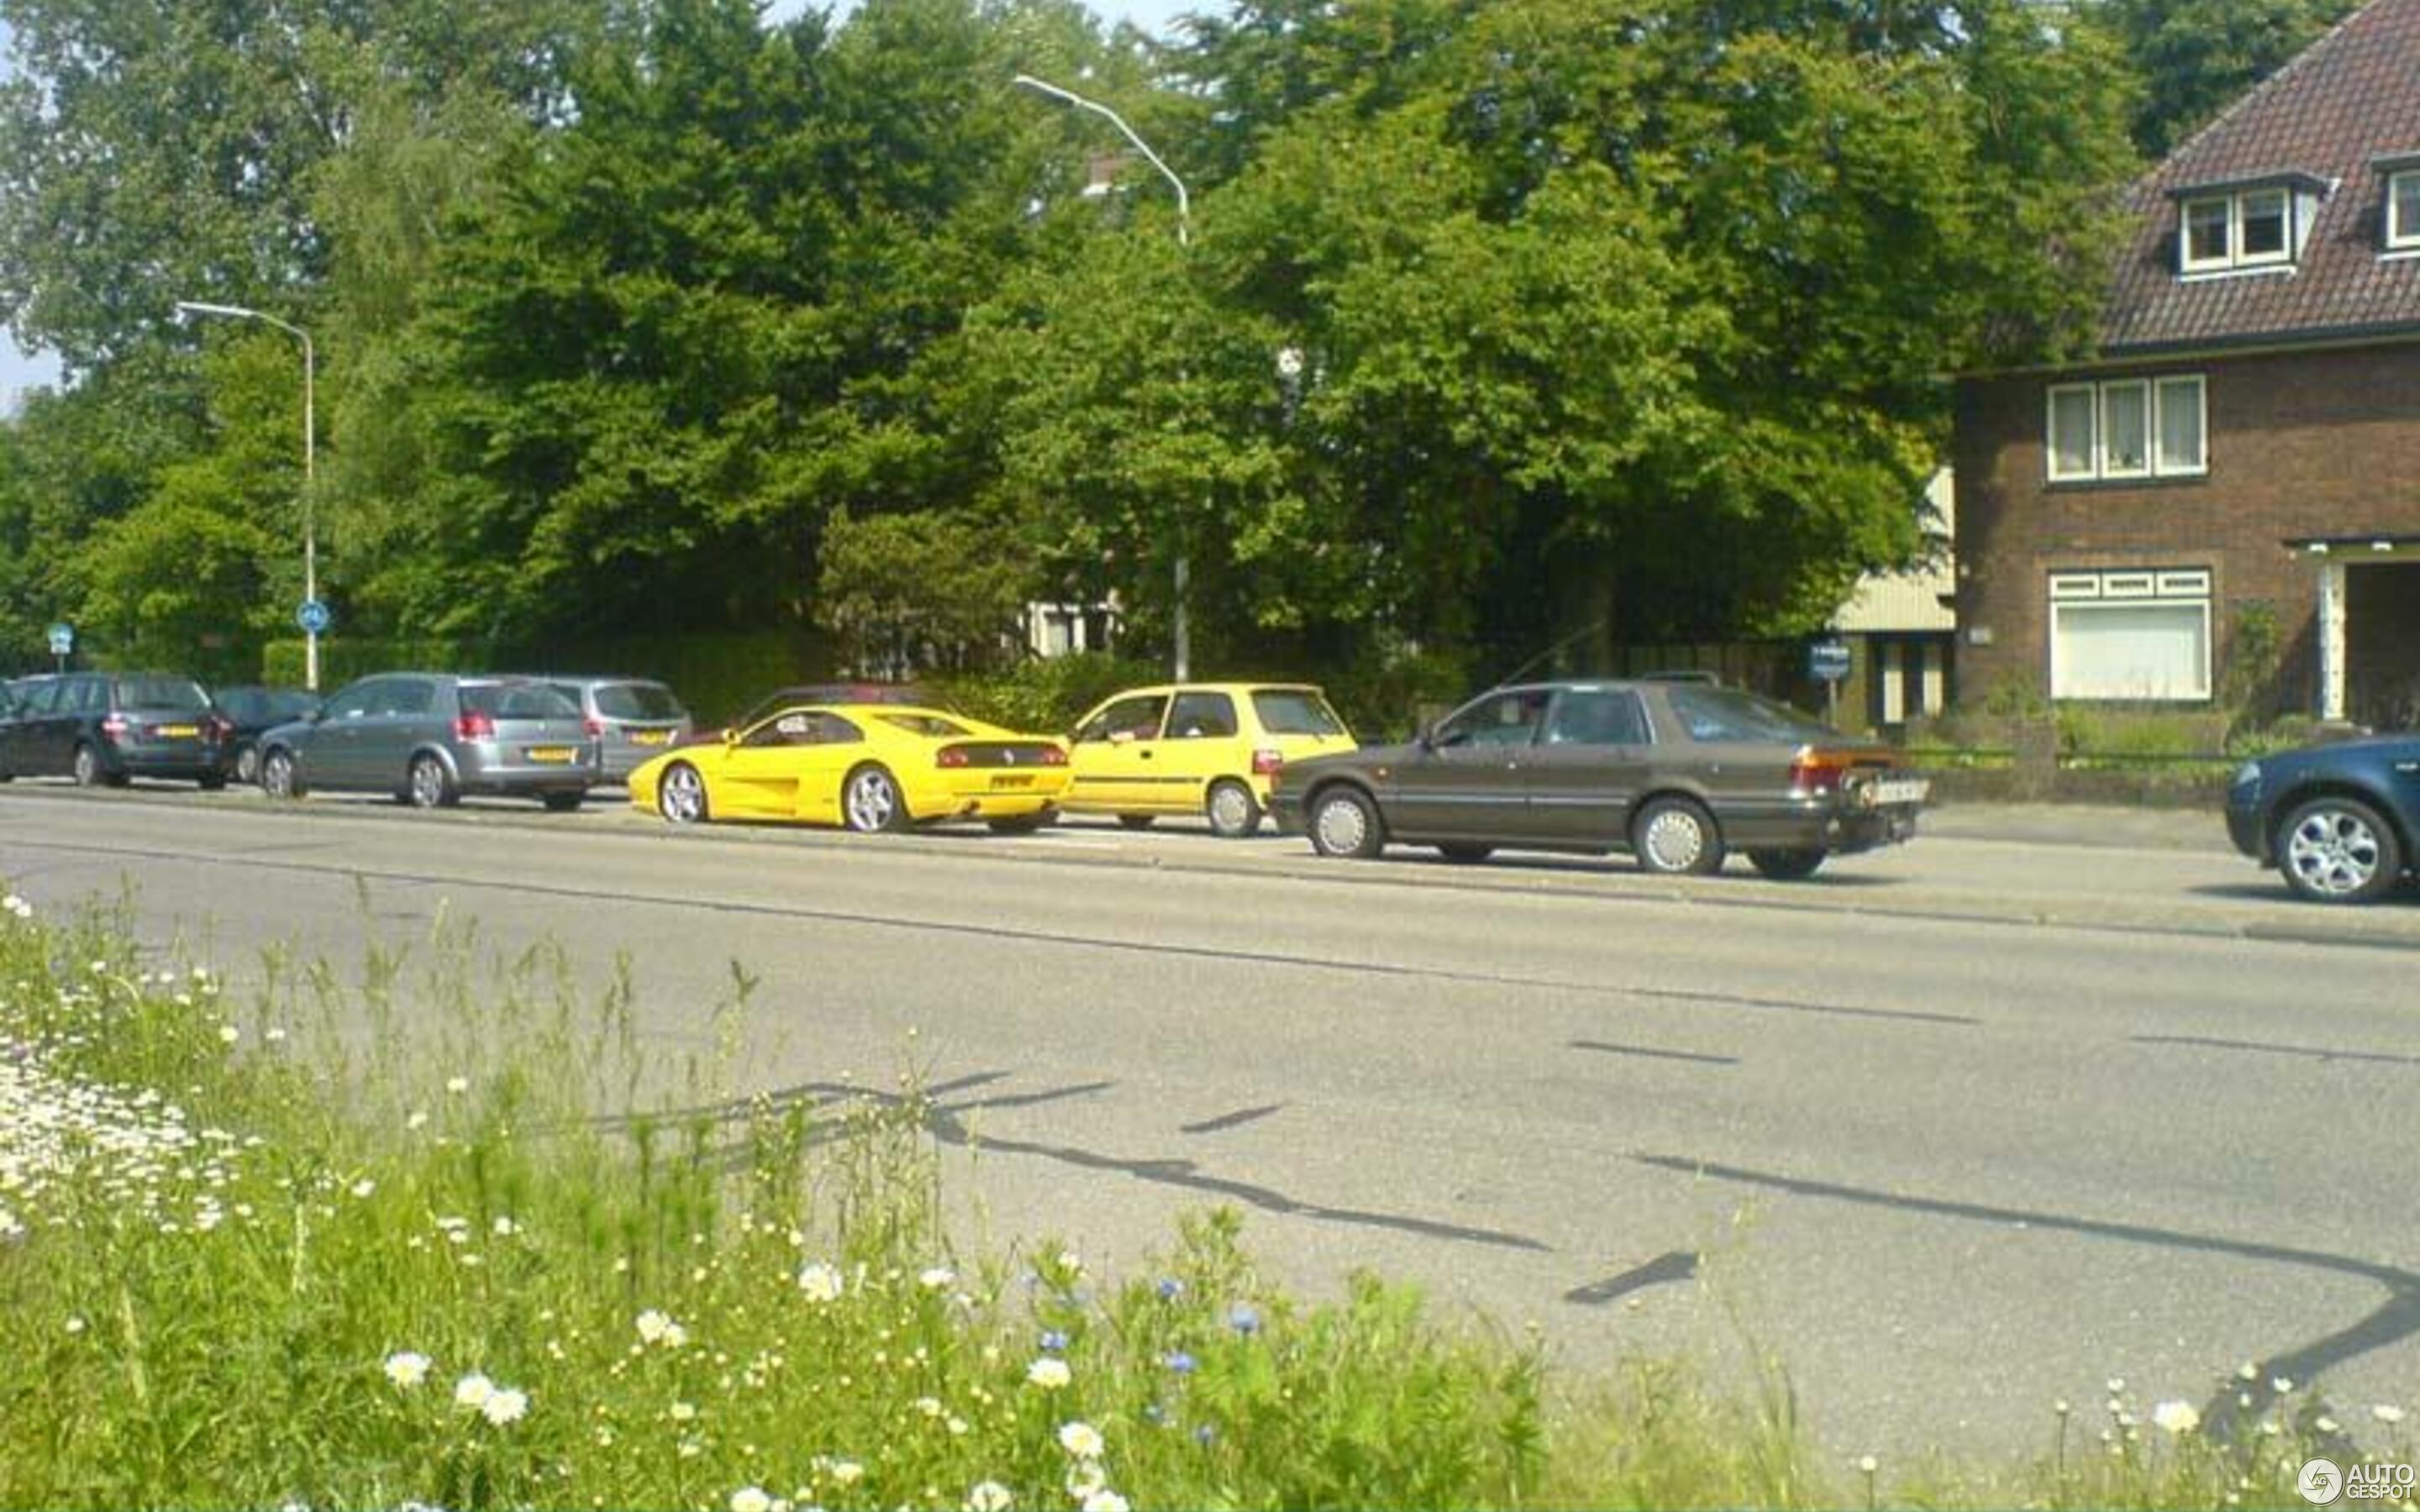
[2101, 0, 2420, 354]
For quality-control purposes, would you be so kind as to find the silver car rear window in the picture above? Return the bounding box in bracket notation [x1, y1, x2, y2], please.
[593, 682, 686, 721]
[460, 683, 581, 720]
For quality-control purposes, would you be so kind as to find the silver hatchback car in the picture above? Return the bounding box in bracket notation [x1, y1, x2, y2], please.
[524, 675, 693, 783]
[255, 673, 599, 811]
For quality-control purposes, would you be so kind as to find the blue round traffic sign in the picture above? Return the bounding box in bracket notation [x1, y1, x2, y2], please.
[45, 622, 72, 656]
[296, 599, 332, 635]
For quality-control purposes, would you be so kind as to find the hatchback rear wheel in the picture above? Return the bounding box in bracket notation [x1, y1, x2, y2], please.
[407, 753, 458, 810]
[2278, 795, 2404, 905]
[1205, 779, 1261, 839]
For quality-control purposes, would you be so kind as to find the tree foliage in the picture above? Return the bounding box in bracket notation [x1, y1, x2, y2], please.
[0, 0, 2153, 682]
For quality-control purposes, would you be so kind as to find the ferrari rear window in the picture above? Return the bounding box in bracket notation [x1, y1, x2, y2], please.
[878, 713, 971, 738]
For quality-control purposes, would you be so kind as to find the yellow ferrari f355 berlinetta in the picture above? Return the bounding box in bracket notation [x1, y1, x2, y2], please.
[626, 703, 1071, 832]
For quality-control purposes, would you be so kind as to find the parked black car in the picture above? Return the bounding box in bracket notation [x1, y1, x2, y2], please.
[2226, 732, 2420, 904]
[1267, 680, 1928, 879]
[212, 685, 323, 785]
[0, 671, 232, 788]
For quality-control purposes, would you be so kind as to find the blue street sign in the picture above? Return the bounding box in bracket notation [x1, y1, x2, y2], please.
[1807, 638, 1853, 683]
[45, 622, 72, 658]
[296, 599, 332, 635]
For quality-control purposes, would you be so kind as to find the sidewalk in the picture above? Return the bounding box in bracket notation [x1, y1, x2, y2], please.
[1922, 799, 2233, 854]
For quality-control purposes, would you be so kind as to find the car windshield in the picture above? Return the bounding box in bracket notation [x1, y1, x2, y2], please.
[115, 676, 210, 712]
[878, 713, 971, 738]
[1663, 685, 1838, 743]
[595, 682, 686, 721]
[460, 682, 581, 720]
[1252, 690, 1348, 737]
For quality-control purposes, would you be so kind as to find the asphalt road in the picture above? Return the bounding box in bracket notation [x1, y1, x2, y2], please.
[3, 782, 2416, 1464]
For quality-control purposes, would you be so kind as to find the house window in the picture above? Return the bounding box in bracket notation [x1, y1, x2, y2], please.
[2178, 190, 2299, 273]
[2048, 569, 2212, 701]
[2390, 171, 2420, 249]
[2046, 375, 2205, 481]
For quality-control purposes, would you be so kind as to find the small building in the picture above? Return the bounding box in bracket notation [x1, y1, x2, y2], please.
[1830, 470, 1956, 733]
[1952, 0, 2420, 729]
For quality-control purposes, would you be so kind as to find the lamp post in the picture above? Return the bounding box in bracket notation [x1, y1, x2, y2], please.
[1013, 72, 1194, 680]
[176, 300, 319, 691]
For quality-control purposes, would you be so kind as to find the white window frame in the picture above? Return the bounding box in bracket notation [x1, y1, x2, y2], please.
[2046, 374, 2206, 482]
[2390, 170, 2420, 251]
[2181, 196, 2233, 272]
[2098, 380, 2152, 480]
[2236, 188, 2291, 266]
[2046, 568, 2214, 703]
[2178, 189, 2301, 275]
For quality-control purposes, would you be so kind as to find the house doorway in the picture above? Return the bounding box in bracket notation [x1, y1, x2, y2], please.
[2347, 560, 2420, 727]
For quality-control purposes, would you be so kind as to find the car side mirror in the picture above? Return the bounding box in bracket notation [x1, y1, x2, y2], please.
[722, 726, 739, 746]
[302, 707, 324, 724]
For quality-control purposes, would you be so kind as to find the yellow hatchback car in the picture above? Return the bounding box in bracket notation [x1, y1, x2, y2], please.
[627, 703, 1071, 832]
[1062, 683, 1356, 837]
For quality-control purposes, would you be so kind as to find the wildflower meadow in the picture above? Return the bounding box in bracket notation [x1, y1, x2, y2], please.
[0, 885, 2404, 1509]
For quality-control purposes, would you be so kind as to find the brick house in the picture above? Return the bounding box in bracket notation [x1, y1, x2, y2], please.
[1953, 0, 2420, 728]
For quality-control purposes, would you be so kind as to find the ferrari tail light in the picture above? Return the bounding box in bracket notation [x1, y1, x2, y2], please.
[455, 712, 496, 740]
[1250, 747, 1285, 776]
[937, 747, 971, 769]
[1039, 746, 1068, 766]
[1788, 748, 1854, 794]
[100, 714, 130, 743]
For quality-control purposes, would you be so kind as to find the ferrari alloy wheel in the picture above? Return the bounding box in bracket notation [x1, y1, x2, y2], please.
[658, 763, 708, 825]
[844, 764, 909, 833]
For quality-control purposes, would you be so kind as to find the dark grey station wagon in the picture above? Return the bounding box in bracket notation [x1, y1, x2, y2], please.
[255, 673, 599, 810]
[1267, 680, 1928, 879]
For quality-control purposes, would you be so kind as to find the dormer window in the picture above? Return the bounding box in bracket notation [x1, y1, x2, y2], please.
[2172, 173, 2327, 276]
[2392, 171, 2420, 249]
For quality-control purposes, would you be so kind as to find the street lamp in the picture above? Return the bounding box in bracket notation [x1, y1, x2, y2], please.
[1013, 72, 1195, 680]
[176, 300, 320, 691]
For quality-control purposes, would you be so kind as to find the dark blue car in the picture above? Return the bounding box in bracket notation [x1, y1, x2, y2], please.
[2226, 733, 2420, 904]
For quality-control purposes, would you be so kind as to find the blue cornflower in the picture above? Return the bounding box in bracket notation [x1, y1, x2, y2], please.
[1155, 1278, 1184, 1301]
[1164, 1350, 1197, 1375]
[1039, 1328, 1071, 1353]
[1194, 1423, 1218, 1446]
[1142, 1402, 1166, 1425]
[1226, 1302, 1261, 1336]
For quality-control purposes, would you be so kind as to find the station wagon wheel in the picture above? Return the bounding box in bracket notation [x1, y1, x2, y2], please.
[407, 753, 458, 810]
[1633, 796, 1725, 876]
[843, 764, 911, 833]
[658, 762, 709, 825]
[71, 742, 100, 788]
[2278, 795, 2404, 905]
[1307, 785, 1384, 859]
[234, 743, 261, 785]
[1747, 848, 1826, 881]
[261, 748, 304, 800]
[1205, 779, 1262, 839]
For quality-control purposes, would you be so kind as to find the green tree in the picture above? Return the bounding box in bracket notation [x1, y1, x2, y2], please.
[2104, 0, 2360, 155]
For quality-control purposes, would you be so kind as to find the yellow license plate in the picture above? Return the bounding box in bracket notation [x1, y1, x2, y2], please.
[157, 724, 200, 738]
[990, 774, 1036, 790]
[524, 747, 576, 764]
[630, 730, 671, 746]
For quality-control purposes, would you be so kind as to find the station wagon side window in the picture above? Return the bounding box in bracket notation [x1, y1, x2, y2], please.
[382, 680, 437, 717]
[1077, 695, 1169, 743]
[1434, 689, 1554, 748]
[1543, 690, 1650, 746]
[1165, 692, 1239, 739]
[74, 678, 109, 713]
